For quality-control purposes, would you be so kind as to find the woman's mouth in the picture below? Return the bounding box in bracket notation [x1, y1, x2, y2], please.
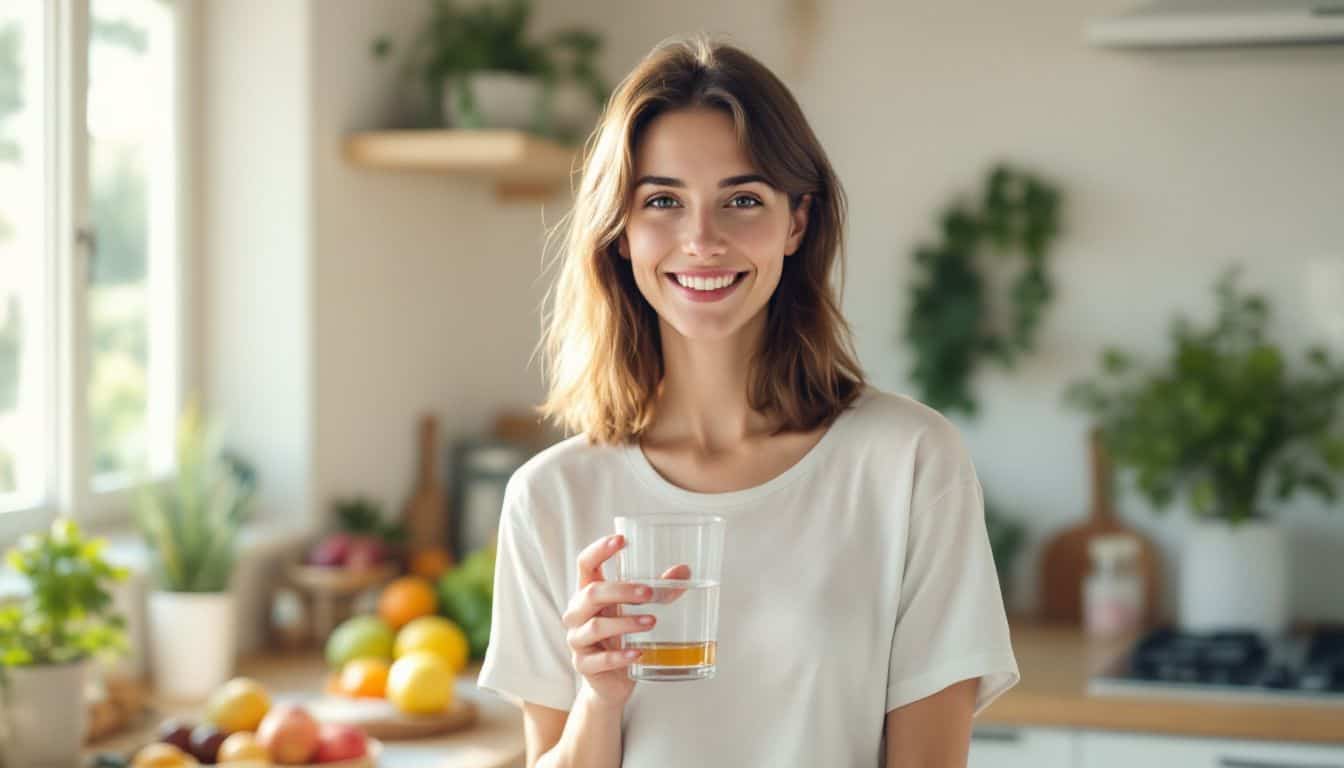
[665, 270, 749, 303]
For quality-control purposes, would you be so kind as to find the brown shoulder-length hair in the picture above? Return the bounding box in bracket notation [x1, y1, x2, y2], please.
[538, 35, 865, 445]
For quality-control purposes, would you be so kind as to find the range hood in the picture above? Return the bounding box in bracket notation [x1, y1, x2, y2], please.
[1086, 0, 1344, 48]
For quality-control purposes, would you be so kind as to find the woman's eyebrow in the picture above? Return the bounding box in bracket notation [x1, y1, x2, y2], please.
[633, 173, 771, 189]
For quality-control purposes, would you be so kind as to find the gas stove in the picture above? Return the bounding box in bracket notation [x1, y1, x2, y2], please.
[1088, 626, 1344, 705]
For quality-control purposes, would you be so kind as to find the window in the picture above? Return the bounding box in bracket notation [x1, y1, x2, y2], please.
[0, 0, 186, 536]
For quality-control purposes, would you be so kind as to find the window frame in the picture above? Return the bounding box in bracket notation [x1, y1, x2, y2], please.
[0, 0, 194, 542]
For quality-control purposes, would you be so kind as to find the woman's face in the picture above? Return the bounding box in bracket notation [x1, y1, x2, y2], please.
[619, 107, 808, 343]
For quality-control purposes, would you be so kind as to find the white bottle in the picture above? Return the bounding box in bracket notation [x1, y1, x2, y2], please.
[1084, 534, 1144, 638]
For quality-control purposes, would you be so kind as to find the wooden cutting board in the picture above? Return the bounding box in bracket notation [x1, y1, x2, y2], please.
[306, 696, 479, 740]
[1039, 427, 1162, 624]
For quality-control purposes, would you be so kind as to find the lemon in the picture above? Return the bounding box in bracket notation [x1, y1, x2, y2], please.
[394, 616, 469, 673]
[387, 651, 455, 714]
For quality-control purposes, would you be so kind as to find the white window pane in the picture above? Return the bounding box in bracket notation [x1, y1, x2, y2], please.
[0, 2, 49, 512]
[87, 0, 176, 488]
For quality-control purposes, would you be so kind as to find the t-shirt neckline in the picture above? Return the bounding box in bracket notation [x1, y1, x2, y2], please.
[621, 388, 870, 510]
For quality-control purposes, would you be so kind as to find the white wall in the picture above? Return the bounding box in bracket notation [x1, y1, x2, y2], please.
[204, 0, 1344, 622]
[200, 0, 313, 530]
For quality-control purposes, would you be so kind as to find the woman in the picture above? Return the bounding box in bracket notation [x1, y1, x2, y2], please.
[477, 36, 1018, 768]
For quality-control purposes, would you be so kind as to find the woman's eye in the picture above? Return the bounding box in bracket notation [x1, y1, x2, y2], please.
[728, 195, 762, 208]
[646, 195, 680, 209]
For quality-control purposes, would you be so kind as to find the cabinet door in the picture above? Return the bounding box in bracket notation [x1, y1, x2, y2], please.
[969, 726, 1076, 768]
[1079, 731, 1344, 768]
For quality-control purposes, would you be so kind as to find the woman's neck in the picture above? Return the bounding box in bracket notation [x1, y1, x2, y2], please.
[650, 311, 775, 453]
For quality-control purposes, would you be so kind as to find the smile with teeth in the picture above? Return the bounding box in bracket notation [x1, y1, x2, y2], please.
[670, 272, 747, 291]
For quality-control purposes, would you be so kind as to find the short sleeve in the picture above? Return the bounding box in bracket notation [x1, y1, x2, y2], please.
[885, 475, 1020, 716]
[476, 477, 578, 711]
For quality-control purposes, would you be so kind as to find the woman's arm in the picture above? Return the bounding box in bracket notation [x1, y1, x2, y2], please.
[523, 686, 624, 768]
[884, 678, 979, 767]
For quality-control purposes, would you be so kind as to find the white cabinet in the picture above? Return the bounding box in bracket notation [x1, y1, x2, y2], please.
[1079, 731, 1344, 768]
[969, 727, 1076, 768]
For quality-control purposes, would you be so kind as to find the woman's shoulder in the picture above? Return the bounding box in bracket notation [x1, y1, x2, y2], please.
[504, 432, 627, 502]
[844, 385, 966, 450]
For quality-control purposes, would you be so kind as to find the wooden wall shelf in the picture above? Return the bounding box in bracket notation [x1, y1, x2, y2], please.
[342, 130, 578, 202]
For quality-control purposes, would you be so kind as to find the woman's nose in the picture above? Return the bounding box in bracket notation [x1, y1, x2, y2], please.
[681, 208, 727, 258]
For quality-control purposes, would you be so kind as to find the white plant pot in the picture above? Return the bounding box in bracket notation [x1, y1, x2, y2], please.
[149, 590, 237, 701]
[443, 71, 543, 131]
[2, 661, 88, 767]
[1179, 519, 1289, 635]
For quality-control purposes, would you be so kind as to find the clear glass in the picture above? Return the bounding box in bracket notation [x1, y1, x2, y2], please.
[87, 0, 177, 486]
[0, 2, 49, 511]
[614, 514, 725, 682]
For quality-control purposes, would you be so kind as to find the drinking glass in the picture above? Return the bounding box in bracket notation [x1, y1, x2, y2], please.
[614, 514, 725, 682]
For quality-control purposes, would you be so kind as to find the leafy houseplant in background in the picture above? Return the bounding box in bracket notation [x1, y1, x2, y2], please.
[134, 400, 257, 701]
[1065, 268, 1344, 634]
[0, 520, 127, 765]
[904, 164, 1062, 417]
[372, 0, 609, 142]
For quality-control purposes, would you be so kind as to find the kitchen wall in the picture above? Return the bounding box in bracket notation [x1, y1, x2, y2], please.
[202, 0, 1344, 621]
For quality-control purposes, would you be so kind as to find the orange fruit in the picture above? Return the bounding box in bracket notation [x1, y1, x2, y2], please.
[338, 657, 390, 698]
[409, 547, 454, 580]
[378, 576, 437, 629]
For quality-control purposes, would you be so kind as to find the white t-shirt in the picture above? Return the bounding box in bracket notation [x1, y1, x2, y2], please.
[477, 386, 1019, 767]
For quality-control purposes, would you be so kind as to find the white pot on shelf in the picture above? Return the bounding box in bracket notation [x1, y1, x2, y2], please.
[148, 590, 237, 701]
[443, 70, 544, 131]
[1179, 518, 1288, 635]
[2, 660, 88, 767]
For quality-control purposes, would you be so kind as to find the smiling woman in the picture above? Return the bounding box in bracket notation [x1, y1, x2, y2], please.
[479, 34, 1017, 768]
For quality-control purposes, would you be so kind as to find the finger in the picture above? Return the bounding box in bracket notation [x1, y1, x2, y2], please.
[568, 614, 655, 651]
[576, 534, 624, 589]
[576, 647, 643, 676]
[652, 563, 693, 603]
[563, 581, 652, 628]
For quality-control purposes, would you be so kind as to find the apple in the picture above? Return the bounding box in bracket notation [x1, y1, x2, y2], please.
[216, 731, 269, 763]
[306, 533, 353, 567]
[131, 742, 199, 768]
[313, 723, 368, 763]
[155, 718, 194, 753]
[189, 723, 227, 764]
[256, 704, 320, 765]
[344, 536, 387, 570]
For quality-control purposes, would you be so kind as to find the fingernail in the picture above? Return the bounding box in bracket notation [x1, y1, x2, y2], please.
[636, 586, 651, 598]
[638, 616, 654, 625]
[625, 649, 641, 658]
[608, 536, 620, 548]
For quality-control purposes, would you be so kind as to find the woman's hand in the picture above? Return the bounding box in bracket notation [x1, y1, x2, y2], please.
[562, 534, 689, 711]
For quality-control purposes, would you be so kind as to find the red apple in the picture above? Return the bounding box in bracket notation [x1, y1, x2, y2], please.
[313, 723, 368, 763]
[155, 717, 194, 753]
[255, 704, 320, 765]
[306, 533, 353, 567]
[189, 722, 227, 764]
[344, 536, 387, 570]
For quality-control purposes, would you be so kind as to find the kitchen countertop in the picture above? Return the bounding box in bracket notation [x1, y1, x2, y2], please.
[85, 654, 525, 768]
[981, 619, 1344, 745]
[90, 620, 1342, 765]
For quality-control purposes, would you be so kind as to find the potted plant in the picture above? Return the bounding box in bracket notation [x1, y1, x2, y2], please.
[0, 519, 127, 766]
[134, 400, 256, 701]
[373, 0, 609, 141]
[1065, 268, 1344, 634]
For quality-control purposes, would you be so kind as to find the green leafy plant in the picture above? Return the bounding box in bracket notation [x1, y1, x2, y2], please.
[904, 164, 1062, 415]
[0, 520, 127, 667]
[372, 0, 609, 138]
[133, 401, 257, 592]
[1064, 268, 1344, 525]
[333, 497, 406, 544]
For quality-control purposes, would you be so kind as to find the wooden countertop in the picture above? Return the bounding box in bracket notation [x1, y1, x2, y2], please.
[85, 655, 525, 768]
[981, 620, 1344, 745]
